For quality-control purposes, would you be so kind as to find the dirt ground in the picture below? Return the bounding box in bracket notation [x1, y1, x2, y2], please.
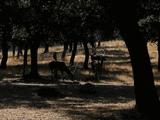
[0, 40, 159, 120]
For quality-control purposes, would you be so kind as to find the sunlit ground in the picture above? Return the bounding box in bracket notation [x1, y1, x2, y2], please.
[0, 40, 159, 120]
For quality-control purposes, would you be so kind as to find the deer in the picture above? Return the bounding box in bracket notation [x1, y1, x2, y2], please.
[48, 60, 73, 81]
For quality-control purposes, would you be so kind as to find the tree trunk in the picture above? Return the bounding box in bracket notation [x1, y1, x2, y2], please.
[108, 0, 160, 118]
[158, 40, 160, 71]
[70, 41, 78, 65]
[0, 24, 10, 69]
[61, 42, 68, 61]
[30, 42, 39, 78]
[23, 43, 28, 77]
[83, 42, 89, 69]
[98, 40, 101, 47]
[43, 42, 49, 53]
[12, 45, 16, 57]
[118, 18, 160, 118]
[69, 42, 73, 52]
[89, 41, 96, 48]
[17, 47, 23, 58]
[0, 41, 8, 69]
[126, 39, 160, 114]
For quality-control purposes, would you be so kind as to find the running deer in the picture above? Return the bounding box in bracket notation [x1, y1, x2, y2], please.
[48, 61, 73, 80]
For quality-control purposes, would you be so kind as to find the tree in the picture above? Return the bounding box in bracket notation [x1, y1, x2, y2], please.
[0, 1, 14, 69]
[0, 25, 10, 69]
[15, 0, 48, 78]
[139, 17, 160, 72]
[107, 0, 160, 118]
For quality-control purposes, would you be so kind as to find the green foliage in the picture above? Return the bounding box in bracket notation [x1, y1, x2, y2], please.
[1, 0, 160, 47]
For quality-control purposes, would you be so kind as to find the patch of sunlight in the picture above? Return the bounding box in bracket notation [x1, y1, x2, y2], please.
[96, 81, 126, 86]
[79, 101, 135, 111]
[2, 78, 20, 82]
[0, 107, 72, 120]
[116, 75, 133, 85]
[155, 81, 160, 86]
[80, 70, 91, 76]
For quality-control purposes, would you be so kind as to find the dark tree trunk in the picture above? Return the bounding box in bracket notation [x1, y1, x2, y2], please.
[0, 24, 10, 69]
[109, 0, 160, 118]
[117, 13, 160, 119]
[69, 42, 73, 52]
[89, 41, 96, 48]
[43, 42, 49, 53]
[0, 41, 8, 69]
[61, 42, 68, 61]
[12, 45, 16, 57]
[158, 40, 160, 71]
[98, 40, 101, 47]
[125, 36, 160, 115]
[53, 52, 57, 61]
[23, 43, 28, 77]
[30, 42, 40, 78]
[70, 41, 78, 65]
[83, 42, 89, 69]
[17, 47, 23, 58]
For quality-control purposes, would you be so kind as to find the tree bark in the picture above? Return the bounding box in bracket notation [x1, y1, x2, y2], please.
[17, 47, 23, 58]
[43, 42, 49, 53]
[83, 42, 89, 69]
[12, 45, 16, 57]
[30, 41, 40, 78]
[125, 37, 160, 114]
[0, 41, 8, 69]
[23, 43, 28, 77]
[0, 24, 10, 69]
[69, 42, 73, 52]
[70, 41, 78, 65]
[110, 0, 160, 118]
[98, 40, 101, 47]
[118, 15, 160, 118]
[61, 41, 68, 61]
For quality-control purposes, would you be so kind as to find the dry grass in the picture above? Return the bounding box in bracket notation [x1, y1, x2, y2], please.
[0, 40, 159, 120]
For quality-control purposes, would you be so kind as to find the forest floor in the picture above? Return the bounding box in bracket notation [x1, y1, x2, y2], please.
[0, 40, 159, 120]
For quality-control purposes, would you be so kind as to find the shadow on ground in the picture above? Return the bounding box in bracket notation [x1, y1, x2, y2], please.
[0, 82, 158, 120]
[0, 41, 158, 119]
